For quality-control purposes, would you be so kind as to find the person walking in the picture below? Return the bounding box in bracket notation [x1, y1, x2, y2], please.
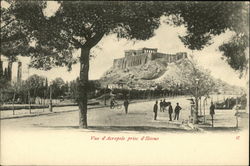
[153, 100, 158, 120]
[210, 102, 215, 127]
[110, 98, 115, 109]
[160, 100, 163, 112]
[162, 99, 166, 112]
[168, 102, 173, 121]
[124, 98, 129, 114]
[174, 103, 182, 120]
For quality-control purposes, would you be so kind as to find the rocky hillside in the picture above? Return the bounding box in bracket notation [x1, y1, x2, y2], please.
[100, 58, 245, 94]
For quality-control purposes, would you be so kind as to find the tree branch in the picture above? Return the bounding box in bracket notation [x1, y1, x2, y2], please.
[81, 26, 91, 40]
[71, 37, 83, 48]
[1, 18, 15, 29]
[83, 32, 105, 48]
[1, 31, 26, 43]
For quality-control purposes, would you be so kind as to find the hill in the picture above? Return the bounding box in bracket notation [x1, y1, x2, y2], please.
[100, 58, 245, 94]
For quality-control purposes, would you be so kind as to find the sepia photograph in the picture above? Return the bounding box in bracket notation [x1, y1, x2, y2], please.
[0, 1, 249, 165]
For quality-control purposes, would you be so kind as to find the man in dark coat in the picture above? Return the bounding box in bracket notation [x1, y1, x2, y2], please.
[162, 99, 167, 112]
[160, 100, 163, 112]
[153, 100, 158, 120]
[174, 103, 182, 120]
[110, 98, 115, 109]
[168, 102, 173, 121]
[124, 98, 129, 114]
[210, 102, 215, 127]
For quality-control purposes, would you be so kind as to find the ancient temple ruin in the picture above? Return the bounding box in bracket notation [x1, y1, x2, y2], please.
[0, 59, 22, 83]
[113, 47, 187, 69]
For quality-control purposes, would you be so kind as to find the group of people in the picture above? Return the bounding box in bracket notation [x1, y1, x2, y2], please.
[159, 99, 169, 112]
[153, 100, 182, 121]
[110, 97, 216, 126]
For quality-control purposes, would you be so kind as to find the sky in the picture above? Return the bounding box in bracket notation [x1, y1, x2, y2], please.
[1, 1, 248, 87]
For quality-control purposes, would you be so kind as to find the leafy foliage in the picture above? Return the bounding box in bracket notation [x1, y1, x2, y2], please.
[25, 74, 46, 98]
[0, 77, 10, 90]
[1, 1, 76, 70]
[1, 1, 32, 61]
[11, 1, 165, 69]
[166, 2, 249, 49]
[164, 1, 249, 74]
[178, 58, 215, 98]
[219, 34, 249, 77]
[51, 77, 67, 98]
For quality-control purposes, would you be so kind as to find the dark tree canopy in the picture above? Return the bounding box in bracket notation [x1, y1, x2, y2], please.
[4, 1, 248, 73]
[1, 1, 31, 61]
[164, 1, 249, 75]
[10, 1, 166, 70]
[51, 77, 67, 98]
[219, 34, 249, 76]
[25, 74, 46, 98]
[166, 2, 249, 50]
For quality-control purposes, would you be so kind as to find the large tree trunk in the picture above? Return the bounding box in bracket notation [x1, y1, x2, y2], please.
[78, 47, 90, 128]
[76, 32, 104, 128]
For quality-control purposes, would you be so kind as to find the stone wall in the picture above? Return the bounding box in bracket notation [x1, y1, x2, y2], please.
[151, 52, 166, 60]
[113, 53, 149, 69]
[159, 52, 187, 63]
[126, 54, 148, 68]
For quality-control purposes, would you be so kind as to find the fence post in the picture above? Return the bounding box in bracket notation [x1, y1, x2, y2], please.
[12, 93, 15, 115]
[49, 86, 53, 112]
[28, 91, 31, 114]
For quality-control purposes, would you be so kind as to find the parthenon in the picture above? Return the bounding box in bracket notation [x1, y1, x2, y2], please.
[113, 47, 187, 69]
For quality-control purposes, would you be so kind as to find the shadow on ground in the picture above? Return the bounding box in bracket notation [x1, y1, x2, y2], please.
[200, 126, 240, 132]
[116, 112, 147, 115]
[33, 124, 197, 133]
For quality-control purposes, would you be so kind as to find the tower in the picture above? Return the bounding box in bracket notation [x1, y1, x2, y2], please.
[17, 61, 22, 84]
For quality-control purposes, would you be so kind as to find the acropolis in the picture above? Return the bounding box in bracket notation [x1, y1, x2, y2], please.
[113, 47, 187, 69]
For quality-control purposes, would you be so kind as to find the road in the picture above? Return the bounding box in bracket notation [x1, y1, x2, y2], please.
[1, 96, 246, 131]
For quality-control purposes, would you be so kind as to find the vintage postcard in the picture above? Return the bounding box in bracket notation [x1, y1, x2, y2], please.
[0, 1, 249, 165]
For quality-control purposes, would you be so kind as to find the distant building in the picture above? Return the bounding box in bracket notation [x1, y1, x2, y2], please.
[113, 47, 187, 69]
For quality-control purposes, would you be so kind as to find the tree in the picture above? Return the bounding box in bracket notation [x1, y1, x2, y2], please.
[219, 34, 249, 77]
[178, 58, 215, 124]
[88, 80, 101, 92]
[164, 1, 249, 76]
[12, 1, 166, 128]
[1, 0, 74, 71]
[1, 0, 55, 94]
[0, 76, 10, 90]
[25, 74, 46, 99]
[51, 77, 66, 99]
[0, 1, 32, 61]
[0, 76, 10, 105]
